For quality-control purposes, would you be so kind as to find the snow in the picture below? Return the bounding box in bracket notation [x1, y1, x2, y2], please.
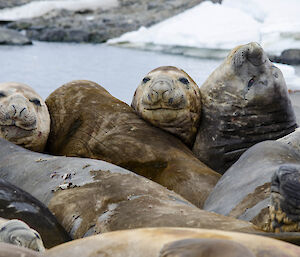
[109, 0, 300, 55]
[109, 2, 261, 50]
[275, 63, 300, 91]
[0, 0, 118, 21]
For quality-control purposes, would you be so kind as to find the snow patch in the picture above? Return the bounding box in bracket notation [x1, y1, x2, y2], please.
[0, 0, 118, 21]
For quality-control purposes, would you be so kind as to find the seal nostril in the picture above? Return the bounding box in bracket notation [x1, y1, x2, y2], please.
[19, 107, 26, 116]
[11, 105, 17, 116]
[168, 98, 174, 104]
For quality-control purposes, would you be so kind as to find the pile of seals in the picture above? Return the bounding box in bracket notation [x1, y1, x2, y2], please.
[1, 42, 300, 257]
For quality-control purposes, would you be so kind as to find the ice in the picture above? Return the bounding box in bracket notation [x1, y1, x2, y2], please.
[0, 0, 118, 21]
[275, 63, 300, 91]
[109, 2, 261, 51]
[110, 0, 300, 56]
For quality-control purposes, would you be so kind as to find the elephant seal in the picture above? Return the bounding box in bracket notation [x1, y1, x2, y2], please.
[131, 66, 201, 147]
[0, 138, 258, 239]
[45, 80, 220, 208]
[0, 218, 45, 252]
[204, 129, 300, 233]
[0, 242, 41, 257]
[45, 227, 300, 257]
[0, 178, 71, 248]
[192, 42, 297, 174]
[0, 82, 50, 152]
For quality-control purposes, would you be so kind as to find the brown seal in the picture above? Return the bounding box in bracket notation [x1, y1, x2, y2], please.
[45, 80, 220, 208]
[45, 227, 300, 257]
[0, 138, 258, 240]
[131, 66, 201, 147]
[192, 42, 297, 174]
[0, 82, 50, 152]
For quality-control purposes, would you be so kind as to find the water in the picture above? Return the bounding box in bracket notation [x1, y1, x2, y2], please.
[0, 42, 221, 103]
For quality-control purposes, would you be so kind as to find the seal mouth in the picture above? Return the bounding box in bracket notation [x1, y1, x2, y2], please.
[0, 124, 35, 140]
[144, 107, 184, 111]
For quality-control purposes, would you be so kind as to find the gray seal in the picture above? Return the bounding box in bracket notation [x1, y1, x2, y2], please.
[192, 42, 297, 174]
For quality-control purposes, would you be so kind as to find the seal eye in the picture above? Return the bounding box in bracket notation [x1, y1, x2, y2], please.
[30, 98, 41, 106]
[179, 77, 189, 85]
[0, 92, 6, 97]
[143, 77, 150, 84]
[248, 78, 255, 88]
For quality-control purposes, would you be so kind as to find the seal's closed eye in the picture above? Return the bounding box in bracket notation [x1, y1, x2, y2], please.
[0, 92, 6, 97]
[143, 77, 150, 84]
[29, 98, 41, 106]
[248, 77, 255, 89]
[179, 77, 189, 85]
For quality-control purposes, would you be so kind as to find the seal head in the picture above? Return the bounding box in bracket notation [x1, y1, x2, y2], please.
[0, 82, 50, 152]
[267, 165, 300, 232]
[193, 42, 297, 173]
[132, 66, 201, 147]
[0, 219, 45, 252]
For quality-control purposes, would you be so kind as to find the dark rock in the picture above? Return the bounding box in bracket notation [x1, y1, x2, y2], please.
[0, 28, 32, 45]
[5, 0, 222, 43]
[273, 49, 300, 65]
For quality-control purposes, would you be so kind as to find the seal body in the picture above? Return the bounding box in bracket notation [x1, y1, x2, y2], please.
[204, 129, 300, 232]
[0, 82, 50, 152]
[0, 219, 45, 252]
[192, 42, 297, 174]
[45, 80, 219, 208]
[45, 227, 300, 257]
[0, 178, 71, 248]
[0, 138, 257, 239]
[131, 66, 201, 147]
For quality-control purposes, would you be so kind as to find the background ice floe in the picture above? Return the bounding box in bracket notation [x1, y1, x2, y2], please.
[108, 0, 300, 91]
[0, 0, 118, 21]
[109, 0, 300, 56]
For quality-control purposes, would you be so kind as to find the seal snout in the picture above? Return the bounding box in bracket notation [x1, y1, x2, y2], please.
[5, 96, 37, 130]
[147, 78, 174, 104]
[246, 42, 266, 66]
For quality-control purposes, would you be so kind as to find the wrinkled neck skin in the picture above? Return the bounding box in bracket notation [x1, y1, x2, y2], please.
[266, 165, 300, 232]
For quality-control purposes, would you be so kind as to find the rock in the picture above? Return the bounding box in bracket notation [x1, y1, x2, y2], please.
[270, 49, 300, 65]
[0, 28, 31, 45]
[6, 0, 222, 43]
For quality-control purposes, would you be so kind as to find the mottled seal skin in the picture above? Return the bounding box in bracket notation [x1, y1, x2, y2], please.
[131, 66, 201, 147]
[45, 227, 300, 257]
[0, 82, 50, 152]
[45, 80, 220, 208]
[193, 42, 297, 174]
[204, 129, 300, 233]
[0, 178, 71, 248]
[0, 242, 41, 257]
[0, 138, 258, 240]
[0, 219, 45, 252]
